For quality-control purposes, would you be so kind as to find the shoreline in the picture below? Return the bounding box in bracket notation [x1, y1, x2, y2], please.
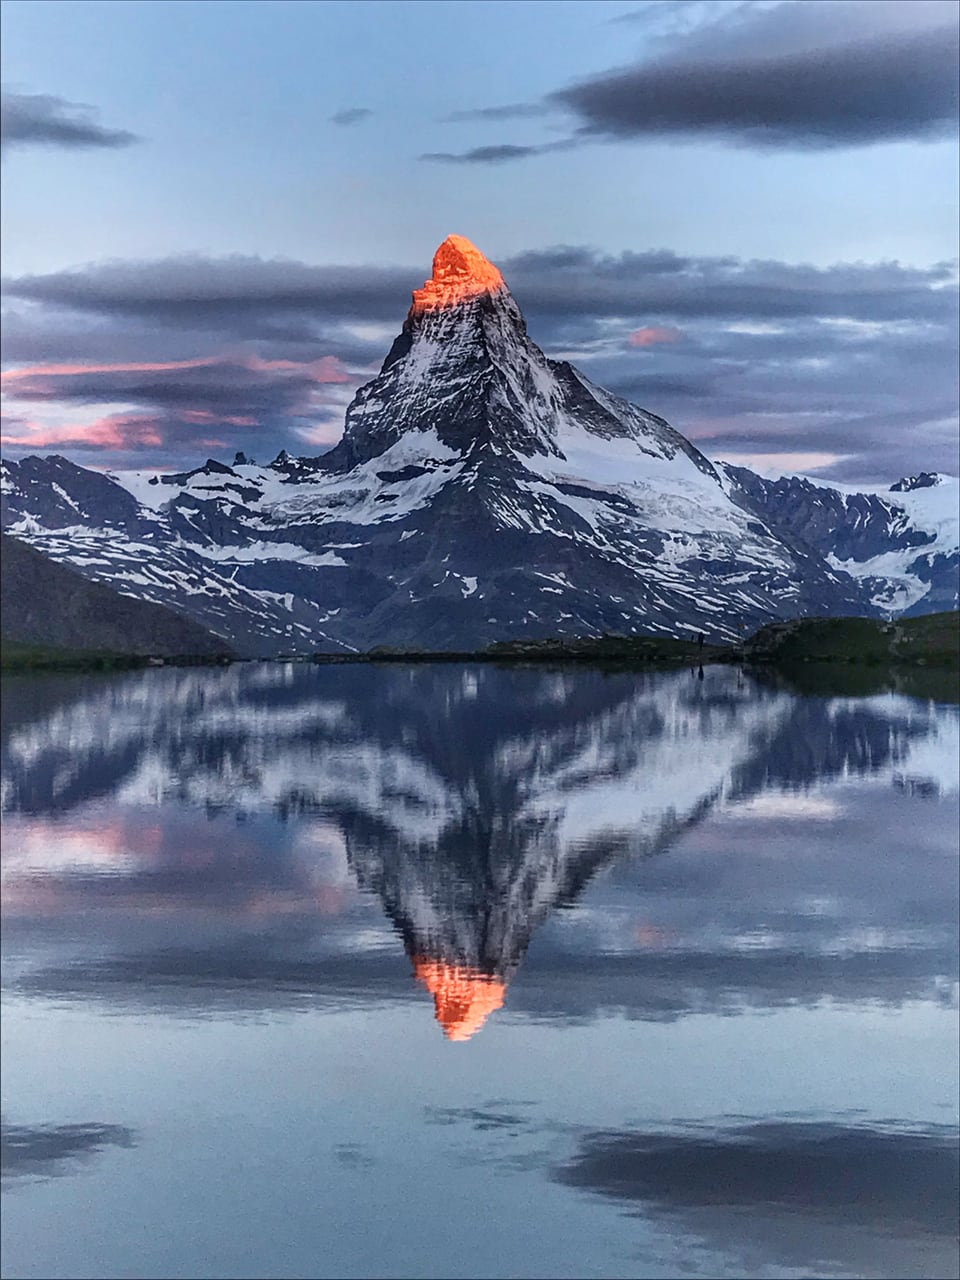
[2, 612, 957, 675]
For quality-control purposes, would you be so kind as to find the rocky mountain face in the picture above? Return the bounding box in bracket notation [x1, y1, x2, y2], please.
[1, 236, 956, 655]
[0, 533, 234, 657]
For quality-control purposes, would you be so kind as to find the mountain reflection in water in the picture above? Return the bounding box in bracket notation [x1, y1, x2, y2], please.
[2, 662, 958, 1280]
[2, 663, 956, 1042]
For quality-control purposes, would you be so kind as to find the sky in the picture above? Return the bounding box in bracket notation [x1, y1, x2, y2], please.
[1, 0, 958, 484]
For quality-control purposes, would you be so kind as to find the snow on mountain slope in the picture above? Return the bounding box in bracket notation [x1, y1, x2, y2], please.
[2, 236, 949, 654]
[820, 474, 958, 613]
[720, 465, 958, 616]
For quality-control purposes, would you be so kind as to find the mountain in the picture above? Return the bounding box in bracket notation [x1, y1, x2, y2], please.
[1, 236, 956, 655]
[0, 532, 234, 658]
[720, 466, 959, 616]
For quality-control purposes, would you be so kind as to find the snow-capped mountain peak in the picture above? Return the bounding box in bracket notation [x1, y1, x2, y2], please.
[410, 234, 507, 313]
[327, 235, 719, 476]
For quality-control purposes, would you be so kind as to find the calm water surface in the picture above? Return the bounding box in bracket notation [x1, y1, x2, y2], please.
[1, 663, 958, 1280]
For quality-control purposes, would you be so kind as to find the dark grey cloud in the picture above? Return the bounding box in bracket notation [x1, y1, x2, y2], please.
[433, 2, 959, 159]
[329, 107, 372, 126]
[2, 1119, 135, 1180]
[422, 143, 547, 164]
[628, 1, 960, 65]
[606, 371, 718, 401]
[1, 90, 139, 152]
[6, 359, 343, 416]
[422, 138, 578, 164]
[0, 305, 387, 368]
[2, 255, 417, 325]
[553, 26, 959, 149]
[5, 248, 954, 327]
[503, 246, 958, 323]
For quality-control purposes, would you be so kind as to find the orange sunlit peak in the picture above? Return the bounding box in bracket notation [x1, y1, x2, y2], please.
[413, 956, 507, 1042]
[410, 235, 506, 315]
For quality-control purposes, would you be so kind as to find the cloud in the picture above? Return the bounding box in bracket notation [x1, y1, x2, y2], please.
[501, 247, 958, 324]
[2, 254, 418, 329]
[7, 248, 953, 328]
[552, 26, 959, 149]
[0, 354, 356, 461]
[422, 139, 578, 164]
[2, 354, 351, 401]
[443, 103, 552, 122]
[435, 2, 959, 157]
[634, 1, 960, 65]
[556, 1121, 960, 1226]
[1, 90, 139, 152]
[422, 143, 544, 164]
[629, 326, 683, 347]
[330, 107, 372, 126]
[1, 412, 166, 452]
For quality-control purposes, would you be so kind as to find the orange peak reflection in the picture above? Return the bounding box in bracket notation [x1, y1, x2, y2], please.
[413, 957, 506, 1042]
[410, 235, 506, 315]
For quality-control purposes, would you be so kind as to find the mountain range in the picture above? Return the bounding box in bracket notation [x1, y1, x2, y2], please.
[2, 235, 956, 656]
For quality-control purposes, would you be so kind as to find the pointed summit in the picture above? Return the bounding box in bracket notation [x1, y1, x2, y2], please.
[324, 229, 710, 470]
[411, 234, 506, 314]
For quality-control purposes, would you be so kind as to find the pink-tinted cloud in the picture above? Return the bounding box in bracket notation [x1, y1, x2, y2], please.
[181, 409, 257, 427]
[0, 351, 360, 464]
[714, 450, 851, 477]
[0, 353, 353, 393]
[1, 412, 165, 451]
[250, 355, 352, 383]
[295, 422, 351, 447]
[628, 326, 683, 347]
[1, 356, 217, 385]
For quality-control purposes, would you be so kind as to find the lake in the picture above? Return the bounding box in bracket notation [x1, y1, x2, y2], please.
[2, 662, 958, 1280]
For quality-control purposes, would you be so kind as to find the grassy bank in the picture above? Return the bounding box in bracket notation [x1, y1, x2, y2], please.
[312, 634, 729, 666]
[0, 639, 233, 672]
[0, 640, 148, 672]
[312, 612, 959, 670]
[741, 612, 959, 669]
[5, 612, 957, 677]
